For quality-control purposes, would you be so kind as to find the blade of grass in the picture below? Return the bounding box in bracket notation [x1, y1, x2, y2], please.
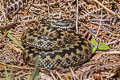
[4, 63, 11, 80]
[7, 32, 24, 50]
[30, 56, 40, 80]
[1, 30, 24, 50]
[27, 72, 32, 80]
[6, 40, 19, 50]
[0, 21, 7, 24]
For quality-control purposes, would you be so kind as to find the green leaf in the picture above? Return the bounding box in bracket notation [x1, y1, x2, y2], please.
[91, 39, 98, 46]
[4, 63, 11, 80]
[98, 42, 109, 50]
[92, 46, 97, 54]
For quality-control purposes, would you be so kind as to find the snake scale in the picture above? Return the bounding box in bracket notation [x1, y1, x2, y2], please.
[21, 18, 92, 70]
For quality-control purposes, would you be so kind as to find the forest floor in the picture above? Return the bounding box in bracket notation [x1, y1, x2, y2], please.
[0, 0, 120, 80]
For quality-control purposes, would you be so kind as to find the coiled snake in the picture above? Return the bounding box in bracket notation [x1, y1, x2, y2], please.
[21, 18, 92, 70]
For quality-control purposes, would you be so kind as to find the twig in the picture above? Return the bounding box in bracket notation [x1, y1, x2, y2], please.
[107, 40, 120, 45]
[102, 51, 120, 55]
[76, 0, 79, 32]
[85, 61, 120, 77]
[93, 0, 120, 18]
[0, 22, 19, 30]
[56, 71, 64, 80]
[0, 20, 38, 31]
[0, 63, 34, 70]
[0, 31, 9, 41]
[50, 71, 57, 80]
[47, 0, 50, 17]
[69, 67, 80, 80]
[95, 11, 103, 39]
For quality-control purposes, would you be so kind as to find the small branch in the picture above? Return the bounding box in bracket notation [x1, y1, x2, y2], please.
[0, 22, 19, 30]
[0, 63, 34, 70]
[93, 0, 120, 18]
[50, 71, 57, 80]
[95, 11, 103, 39]
[107, 40, 120, 45]
[76, 0, 79, 32]
[56, 71, 63, 80]
[47, 0, 50, 17]
[69, 67, 80, 80]
[0, 31, 9, 41]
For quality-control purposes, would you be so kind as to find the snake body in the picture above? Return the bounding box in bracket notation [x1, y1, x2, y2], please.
[21, 18, 92, 70]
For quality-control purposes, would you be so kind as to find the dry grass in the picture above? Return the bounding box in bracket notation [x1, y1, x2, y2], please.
[0, 0, 120, 80]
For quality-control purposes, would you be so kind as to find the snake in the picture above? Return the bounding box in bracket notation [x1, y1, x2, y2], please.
[21, 18, 92, 70]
